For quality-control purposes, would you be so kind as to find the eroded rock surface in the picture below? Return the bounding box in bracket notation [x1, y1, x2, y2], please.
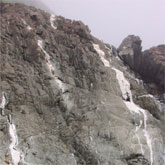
[118, 35, 142, 70]
[0, 3, 165, 165]
[118, 35, 165, 94]
[141, 45, 165, 93]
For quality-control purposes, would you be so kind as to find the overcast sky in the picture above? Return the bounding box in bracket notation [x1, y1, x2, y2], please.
[41, 0, 165, 50]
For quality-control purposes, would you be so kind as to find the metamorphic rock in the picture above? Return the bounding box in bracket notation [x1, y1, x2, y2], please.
[0, 2, 165, 165]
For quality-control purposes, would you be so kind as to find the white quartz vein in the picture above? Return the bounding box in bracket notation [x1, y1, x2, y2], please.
[93, 43, 110, 67]
[8, 118, 21, 165]
[93, 43, 153, 165]
[0, 92, 24, 165]
[50, 14, 57, 30]
[135, 120, 144, 155]
[21, 19, 32, 30]
[38, 40, 66, 94]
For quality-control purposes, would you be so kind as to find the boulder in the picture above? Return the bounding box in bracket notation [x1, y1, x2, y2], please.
[118, 35, 142, 70]
[118, 35, 165, 93]
[140, 45, 165, 92]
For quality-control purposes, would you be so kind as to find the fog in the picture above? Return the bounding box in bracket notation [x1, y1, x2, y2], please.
[40, 0, 165, 50]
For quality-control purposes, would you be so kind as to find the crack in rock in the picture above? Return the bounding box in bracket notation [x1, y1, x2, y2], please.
[0, 92, 26, 165]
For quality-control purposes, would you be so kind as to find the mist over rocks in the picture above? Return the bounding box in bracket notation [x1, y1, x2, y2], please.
[0, 2, 165, 165]
[1, 0, 52, 12]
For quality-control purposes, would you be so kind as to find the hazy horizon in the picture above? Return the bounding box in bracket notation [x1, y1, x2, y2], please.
[40, 0, 165, 50]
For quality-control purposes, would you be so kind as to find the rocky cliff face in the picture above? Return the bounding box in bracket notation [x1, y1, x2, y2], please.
[1, 0, 51, 13]
[0, 3, 165, 165]
[142, 45, 165, 93]
[118, 35, 165, 94]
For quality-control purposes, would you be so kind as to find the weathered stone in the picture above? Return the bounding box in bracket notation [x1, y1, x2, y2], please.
[118, 35, 142, 70]
[141, 45, 165, 93]
[0, 2, 164, 165]
[118, 35, 165, 94]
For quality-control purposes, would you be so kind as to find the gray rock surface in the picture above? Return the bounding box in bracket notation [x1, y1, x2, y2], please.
[0, 3, 164, 165]
[118, 35, 142, 70]
[118, 35, 165, 94]
[1, 0, 52, 13]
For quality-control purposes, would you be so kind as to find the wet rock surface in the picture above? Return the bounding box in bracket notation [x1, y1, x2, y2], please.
[0, 3, 165, 165]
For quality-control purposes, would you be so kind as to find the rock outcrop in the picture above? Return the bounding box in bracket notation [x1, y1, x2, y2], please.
[118, 35, 142, 70]
[141, 45, 165, 93]
[0, 3, 165, 165]
[118, 35, 165, 94]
